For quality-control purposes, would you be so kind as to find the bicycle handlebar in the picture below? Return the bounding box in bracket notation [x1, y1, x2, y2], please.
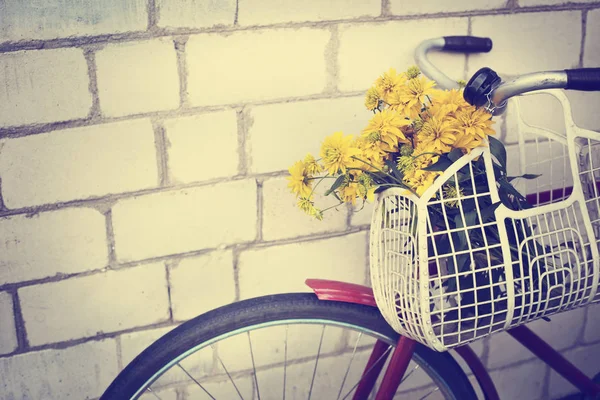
[415, 36, 600, 115]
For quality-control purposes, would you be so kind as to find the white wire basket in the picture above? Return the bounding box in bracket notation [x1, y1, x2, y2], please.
[369, 90, 600, 352]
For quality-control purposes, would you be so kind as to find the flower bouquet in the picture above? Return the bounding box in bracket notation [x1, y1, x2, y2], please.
[285, 66, 583, 350]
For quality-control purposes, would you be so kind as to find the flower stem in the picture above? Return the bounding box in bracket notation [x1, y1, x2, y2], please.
[350, 156, 404, 185]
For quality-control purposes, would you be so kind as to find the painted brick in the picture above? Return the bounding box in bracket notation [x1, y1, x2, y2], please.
[489, 359, 547, 400]
[0, 0, 147, 42]
[548, 342, 600, 399]
[156, 0, 236, 28]
[95, 39, 180, 117]
[19, 263, 169, 345]
[238, 232, 368, 299]
[0, 292, 17, 355]
[169, 250, 236, 321]
[0, 208, 107, 285]
[0, 48, 91, 128]
[237, 0, 380, 25]
[262, 177, 348, 241]
[470, 12, 581, 76]
[248, 96, 370, 174]
[338, 18, 468, 92]
[389, 0, 505, 15]
[584, 302, 600, 343]
[585, 9, 600, 66]
[186, 28, 329, 106]
[112, 180, 257, 262]
[0, 339, 118, 399]
[0, 119, 158, 208]
[164, 110, 239, 184]
[350, 201, 374, 226]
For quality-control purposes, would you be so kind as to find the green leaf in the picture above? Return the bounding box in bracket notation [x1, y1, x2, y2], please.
[489, 136, 507, 173]
[480, 201, 501, 223]
[453, 211, 478, 250]
[423, 155, 453, 172]
[385, 159, 404, 181]
[508, 174, 542, 182]
[324, 175, 345, 196]
[448, 148, 464, 162]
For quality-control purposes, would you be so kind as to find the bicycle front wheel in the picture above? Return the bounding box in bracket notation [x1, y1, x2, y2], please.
[100, 293, 477, 399]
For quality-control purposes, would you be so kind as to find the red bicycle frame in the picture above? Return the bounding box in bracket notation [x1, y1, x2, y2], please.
[306, 278, 600, 400]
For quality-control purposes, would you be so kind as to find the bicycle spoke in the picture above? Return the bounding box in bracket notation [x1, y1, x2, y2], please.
[400, 364, 420, 384]
[336, 332, 363, 400]
[145, 387, 162, 400]
[419, 386, 440, 399]
[215, 346, 245, 400]
[283, 325, 288, 400]
[247, 332, 261, 400]
[307, 325, 326, 400]
[176, 363, 215, 400]
[340, 345, 393, 400]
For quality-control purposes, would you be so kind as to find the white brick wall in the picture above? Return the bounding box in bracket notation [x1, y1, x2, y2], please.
[1, 2, 599, 399]
[0, 48, 92, 128]
[156, 0, 236, 29]
[0, 292, 17, 355]
[164, 110, 240, 184]
[0, 119, 158, 208]
[0, 0, 147, 42]
[186, 28, 330, 106]
[0, 208, 108, 284]
[111, 179, 257, 262]
[0, 339, 118, 399]
[95, 39, 181, 117]
[248, 96, 369, 174]
[19, 263, 169, 345]
[237, 0, 381, 25]
[169, 250, 236, 320]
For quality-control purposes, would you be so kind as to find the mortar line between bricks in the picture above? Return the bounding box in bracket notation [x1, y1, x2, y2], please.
[0, 226, 370, 293]
[104, 209, 118, 267]
[147, 0, 158, 32]
[152, 119, 171, 187]
[82, 47, 102, 121]
[232, 248, 241, 302]
[256, 179, 264, 242]
[165, 262, 174, 322]
[9, 289, 30, 351]
[236, 107, 250, 175]
[0, 171, 293, 219]
[380, 0, 391, 17]
[0, 176, 7, 211]
[234, 0, 240, 25]
[0, 91, 364, 139]
[0, 318, 180, 359]
[2, 4, 600, 54]
[174, 36, 189, 108]
[579, 10, 588, 68]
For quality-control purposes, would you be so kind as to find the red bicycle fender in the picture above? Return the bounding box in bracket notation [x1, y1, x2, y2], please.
[305, 278, 499, 400]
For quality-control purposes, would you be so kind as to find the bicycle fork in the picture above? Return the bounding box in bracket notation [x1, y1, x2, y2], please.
[352, 336, 417, 400]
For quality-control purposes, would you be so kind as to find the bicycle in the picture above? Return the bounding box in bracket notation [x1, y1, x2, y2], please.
[100, 37, 600, 400]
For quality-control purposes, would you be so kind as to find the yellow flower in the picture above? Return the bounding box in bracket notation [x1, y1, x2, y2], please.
[404, 170, 439, 197]
[417, 114, 457, 153]
[406, 65, 421, 79]
[398, 76, 437, 112]
[303, 154, 323, 175]
[365, 86, 384, 111]
[453, 106, 495, 139]
[340, 182, 360, 205]
[297, 197, 324, 220]
[320, 131, 361, 175]
[396, 155, 413, 172]
[453, 131, 485, 152]
[355, 136, 386, 171]
[442, 185, 463, 207]
[431, 89, 469, 115]
[375, 68, 407, 103]
[287, 161, 312, 198]
[357, 174, 376, 202]
[362, 109, 411, 153]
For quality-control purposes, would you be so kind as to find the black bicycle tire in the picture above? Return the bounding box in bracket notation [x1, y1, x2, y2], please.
[100, 293, 478, 399]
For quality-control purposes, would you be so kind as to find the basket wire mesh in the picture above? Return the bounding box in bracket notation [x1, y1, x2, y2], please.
[369, 90, 600, 351]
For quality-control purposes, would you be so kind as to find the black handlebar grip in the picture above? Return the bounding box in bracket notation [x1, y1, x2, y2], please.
[565, 68, 600, 91]
[443, 36, 493, 53]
